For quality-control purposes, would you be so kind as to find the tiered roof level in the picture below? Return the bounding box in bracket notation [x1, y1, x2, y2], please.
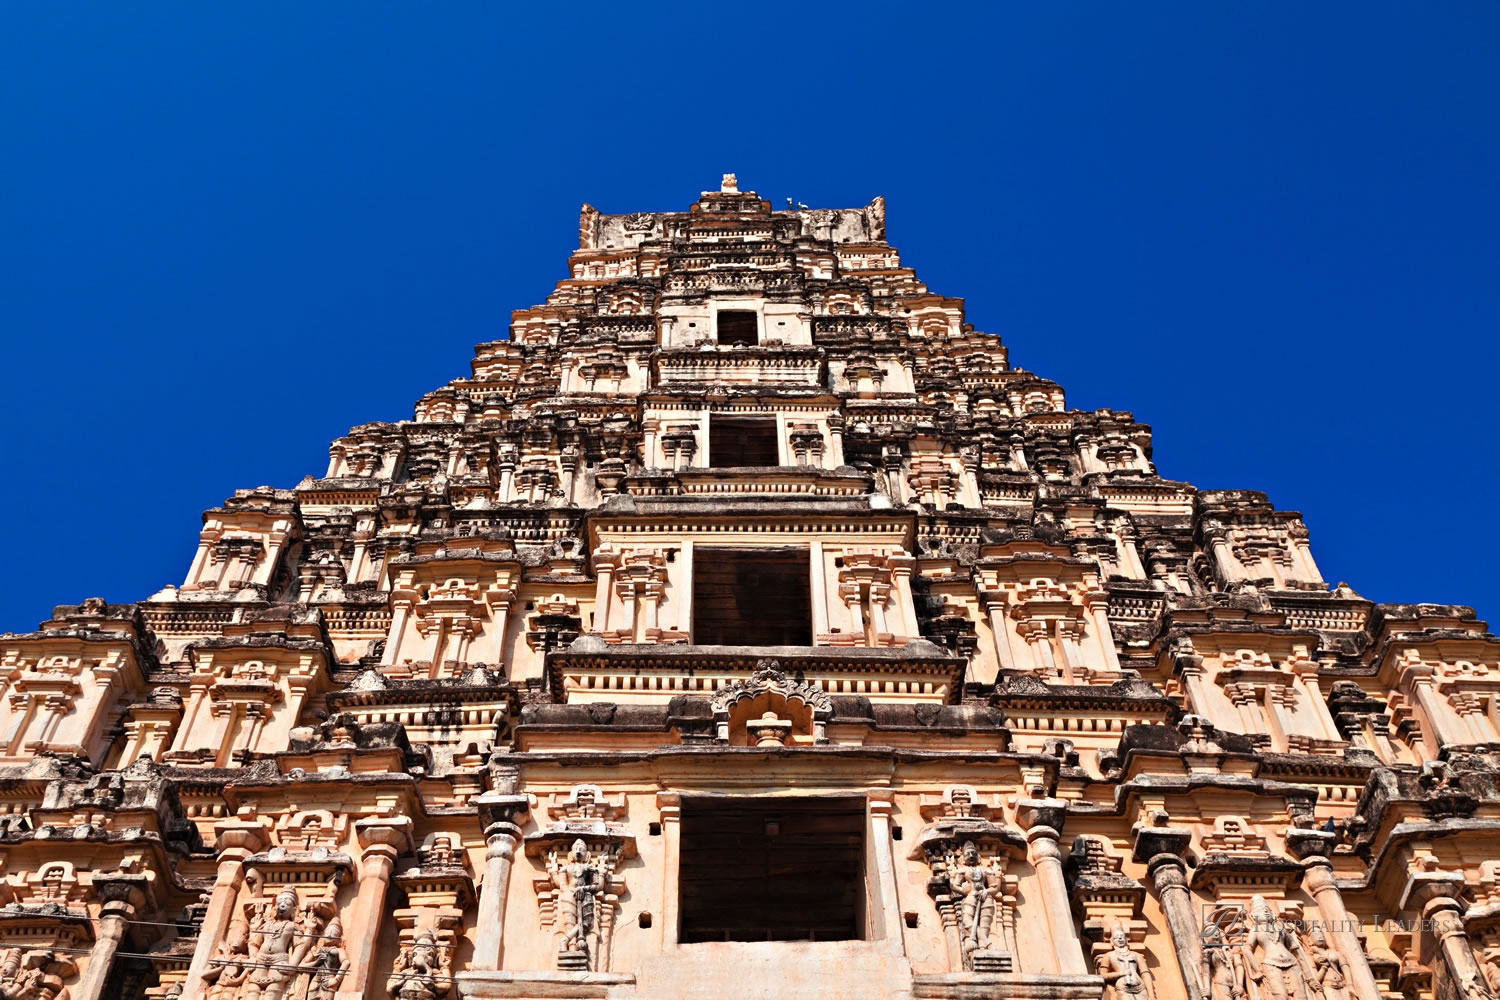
[1, 176, 1498, 1000]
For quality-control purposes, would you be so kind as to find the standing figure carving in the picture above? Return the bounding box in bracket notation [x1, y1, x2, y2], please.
[203, 919, 252, 999]
[0, 949, 69, 1000]
[948, 841, 1000, 966]
[388, 931, 446, 1000]
[1483, 948, 1500, 994]
[1301, 925, 1346, 1000]
[547, 839, 605, 969]
[1097, 925, 1155, 1000]
[245, 887, 320, 1000]
[1242, 896, 1310, 1000]
[305, 919, 348, 1000]
[1202, 924, 1247, 1000]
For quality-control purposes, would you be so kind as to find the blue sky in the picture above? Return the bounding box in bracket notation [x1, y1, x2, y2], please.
[2, 3, 1497, 631]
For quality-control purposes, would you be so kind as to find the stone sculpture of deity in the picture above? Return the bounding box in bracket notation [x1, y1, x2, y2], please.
[547, 839, 606, 969]
[304, 919, 349, 1000]
[1097, 925, 1154, 1000]
[388, 930, 446, 1000]
[1202, 923, 1247, 1000]
[0, 949, 69, 1000]
[244, 886, 319, 1000]
[202, 919, 252, 999]
[1242, 896, 1311, 1000]
[947, 840, 1001, 967]
[1301, 925, 1346, 1000]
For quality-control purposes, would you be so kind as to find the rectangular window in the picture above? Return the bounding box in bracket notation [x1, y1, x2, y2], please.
[679, 797, 865, 942]
[716, 310, 758, 346]
[709, 416, 778, 468]
[692, 547, 810, 646]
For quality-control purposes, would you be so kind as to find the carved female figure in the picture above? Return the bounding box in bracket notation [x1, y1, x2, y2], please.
[305, 919, 348, 1000]
[1243, 896, 1310, 1000]
[1202, 924, 1247, 1000]
[947, 841, 1000, 965]
[202, 918, 251, 998]
[1097, 925, 1154, 1000]
[1302, 925, 1346, 1000]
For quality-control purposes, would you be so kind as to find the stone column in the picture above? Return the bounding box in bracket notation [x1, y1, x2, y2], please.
[184, 529, 220, 588]
[1290, 657, 1345, 743]
[1401, 662, 1469, 752]
[75, 877, 148, 1000]
[1015, 798, 1088, 975]
[980, 592, 1017, 672]
[182, 818, 268, 1000]
[827, 415, 845, 467]
[1400, 873, 1488, 999]
[678, 540, 694, 639]
[1287, 832, 1382, 1000]
[591, 547, 620, 635]
[336, 816, 413, 1000]
[1134, 824, 1204, 1000]
[643, 418, 660, 467]
[472, 792, 531, 970]
[657, 792, 683, 950]
[887, 554, 921, 640]
[809, 541, 829, 642]
[1427, 893, 1490, 997]
[381, 595, 416, 665]
[866, 791, 903, 946]
[1208, 534, 1244, 586]
[1085, 593, 1124, 672]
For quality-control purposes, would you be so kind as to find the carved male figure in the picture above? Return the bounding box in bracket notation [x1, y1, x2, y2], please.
[1243, 896, 1310, 1000]
[548, 839, 605, 966]
[947, 840, 1001, 965]
[244, 887, 315, 1000]
[1097, 925, 1154, 1000]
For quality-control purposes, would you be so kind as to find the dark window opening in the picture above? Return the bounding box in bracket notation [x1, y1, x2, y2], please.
[693, 547, 810, 646]
[710, 416, 778, 468]
[679, 797, 865, 942]
[717, 310, 758, 345]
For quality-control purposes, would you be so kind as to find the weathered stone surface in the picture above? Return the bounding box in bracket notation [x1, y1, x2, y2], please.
[0, 176, 1495, 1000]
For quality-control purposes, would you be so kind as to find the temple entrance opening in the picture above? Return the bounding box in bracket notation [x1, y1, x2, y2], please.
[678, 796, 865, 943]
[692, 547, 810, 646]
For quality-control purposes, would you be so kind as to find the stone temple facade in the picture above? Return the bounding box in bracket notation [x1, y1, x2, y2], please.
[3, 175, 1499, 1000]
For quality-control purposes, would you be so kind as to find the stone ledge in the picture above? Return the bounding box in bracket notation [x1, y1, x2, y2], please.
[454, 970, 636, 999]
[912, 973, 1106, 1000]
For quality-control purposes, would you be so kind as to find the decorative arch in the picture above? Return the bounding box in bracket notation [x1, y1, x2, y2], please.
[710, 660, 832, 745]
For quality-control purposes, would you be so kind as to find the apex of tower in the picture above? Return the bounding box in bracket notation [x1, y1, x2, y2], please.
[720, 173, 738, 193]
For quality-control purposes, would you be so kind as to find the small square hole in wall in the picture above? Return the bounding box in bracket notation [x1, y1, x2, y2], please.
[639, 912, 653, 928]
[891, 826, 903, 841]
[904, 912, 919, 929]
[649, 822, 662, 836]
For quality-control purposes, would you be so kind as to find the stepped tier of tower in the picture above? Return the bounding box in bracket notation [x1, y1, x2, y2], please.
[2, 177, 1498, 1000]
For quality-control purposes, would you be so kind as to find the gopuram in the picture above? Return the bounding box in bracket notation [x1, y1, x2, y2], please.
[2, 175, 1499, 1000]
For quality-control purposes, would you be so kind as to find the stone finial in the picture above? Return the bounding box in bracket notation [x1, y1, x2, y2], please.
[720, 173, 738, 193]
